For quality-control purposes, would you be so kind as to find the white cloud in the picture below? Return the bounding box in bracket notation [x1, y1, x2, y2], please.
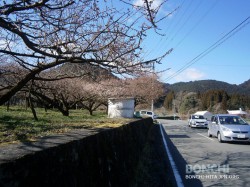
[133, 0, 176, 20]
[185, 68, 205, 79]
[164, 68, 206, 83]
[133, 0, 163, 9]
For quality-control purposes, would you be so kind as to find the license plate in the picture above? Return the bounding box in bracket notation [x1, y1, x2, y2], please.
[237, 134, 245, 138]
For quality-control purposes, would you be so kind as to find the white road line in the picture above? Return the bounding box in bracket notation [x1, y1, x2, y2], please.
[160, 124, 184, 187]
[197, 133, 214, 141]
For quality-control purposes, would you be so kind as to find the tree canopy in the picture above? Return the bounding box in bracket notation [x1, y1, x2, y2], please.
[0, 0, 171, 105]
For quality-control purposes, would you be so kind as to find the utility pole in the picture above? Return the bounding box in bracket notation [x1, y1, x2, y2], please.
[151, 62, 155, 112]
[173, 99, 176, 120]
[145, 59, 156, 113]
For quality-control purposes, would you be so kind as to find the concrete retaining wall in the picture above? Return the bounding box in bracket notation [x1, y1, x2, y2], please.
[0, 118, 172, 187]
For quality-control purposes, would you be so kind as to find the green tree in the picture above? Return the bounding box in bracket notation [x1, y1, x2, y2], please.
[163, 91, 175, 110]
[179, 94, 198, 114]
[221, 91, 229, 111]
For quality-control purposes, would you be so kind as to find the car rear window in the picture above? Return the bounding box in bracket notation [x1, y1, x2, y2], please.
[192, 115, 204, 119]
[219, 116, 248, 125]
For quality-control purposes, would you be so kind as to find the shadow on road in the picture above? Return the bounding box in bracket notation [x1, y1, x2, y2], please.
[161, 127, 203, 187]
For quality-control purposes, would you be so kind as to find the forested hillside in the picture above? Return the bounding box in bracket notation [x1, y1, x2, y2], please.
[165, 80, 250, 95]
[162, 79, 250, 116]
[239, 79, 250, 90]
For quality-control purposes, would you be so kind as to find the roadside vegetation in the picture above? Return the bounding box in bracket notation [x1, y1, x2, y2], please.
[0, 106, 133, 145]
[163, 89, 250, 119]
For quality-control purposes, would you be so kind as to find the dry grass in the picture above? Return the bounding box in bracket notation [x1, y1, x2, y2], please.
[0, 106, 133, 145]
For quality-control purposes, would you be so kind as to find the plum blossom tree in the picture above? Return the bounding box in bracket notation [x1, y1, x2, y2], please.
[0, 0, 172, 105]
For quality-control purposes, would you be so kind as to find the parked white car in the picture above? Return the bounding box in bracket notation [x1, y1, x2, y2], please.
[134, 110, 158, 119]
[188, 114, 208, 128]
[208, 114, 250, 143]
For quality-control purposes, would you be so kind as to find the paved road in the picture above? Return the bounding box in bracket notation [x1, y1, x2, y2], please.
[158, 119, 250, 187]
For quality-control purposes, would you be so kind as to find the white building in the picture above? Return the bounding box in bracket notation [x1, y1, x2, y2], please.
[108, 98, 135, 118]
[194, 111, 213, 121]
[227, 108, 248, 116]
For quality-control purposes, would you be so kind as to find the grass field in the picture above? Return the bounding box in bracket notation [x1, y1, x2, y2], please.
[0, 106, 132, 145]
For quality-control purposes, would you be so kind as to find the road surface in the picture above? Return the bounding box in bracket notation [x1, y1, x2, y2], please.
[158, 119, 250, 187]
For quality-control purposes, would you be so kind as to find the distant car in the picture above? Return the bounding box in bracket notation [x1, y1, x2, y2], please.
[134, 110, 158, 119]
[208, 114, 250, 143]
[188, 114, 208, 128]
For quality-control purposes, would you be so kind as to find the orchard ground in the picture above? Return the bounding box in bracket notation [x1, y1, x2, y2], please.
[0, 106, 133, 146]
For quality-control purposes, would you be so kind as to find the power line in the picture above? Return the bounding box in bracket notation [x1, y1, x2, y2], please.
[142, 1, 184, 59]
[174, 0, 218, 49]
[154, 0, 218, 71]
[164, 15, 250, 82]
[169, 0, 203, 45]
[144, 0, 218, 62]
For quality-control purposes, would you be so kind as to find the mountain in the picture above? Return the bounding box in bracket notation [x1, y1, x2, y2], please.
[57, 62, 116, 81]
[162, 79, 250, 115]
[239, 79, 250, 90]
[165, 79, 250, 95]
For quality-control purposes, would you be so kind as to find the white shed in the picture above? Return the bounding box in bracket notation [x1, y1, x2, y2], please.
[194, 111, 213, 121]
[227, 108, 248, 116]
[108, 98, 135, 118]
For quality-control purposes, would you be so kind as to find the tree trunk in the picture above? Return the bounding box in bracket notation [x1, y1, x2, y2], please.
[6, 101, 10, 111]
[89, 109, 93, 116]
[30, 90, 69, 116]
[60, 94, 70, 116]
[59, 108, 69, 116]
[29, 93, 38, 121]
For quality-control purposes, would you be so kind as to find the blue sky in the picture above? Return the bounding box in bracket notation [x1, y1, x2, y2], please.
[135, 0, 250, 85]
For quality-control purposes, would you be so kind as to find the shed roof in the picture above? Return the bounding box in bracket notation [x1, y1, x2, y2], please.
[227, 108, 248, 115]
[108, 97, 134, 101]
[194, 111, 212, 115]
